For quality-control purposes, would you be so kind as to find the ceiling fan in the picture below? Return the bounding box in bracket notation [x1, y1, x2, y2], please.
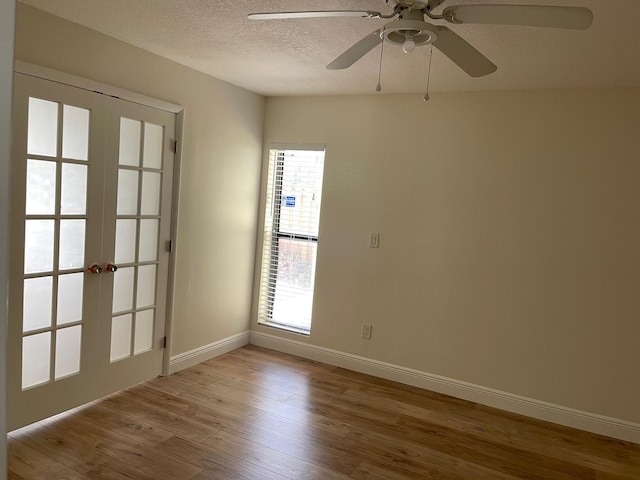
[248, 1, 593, 78]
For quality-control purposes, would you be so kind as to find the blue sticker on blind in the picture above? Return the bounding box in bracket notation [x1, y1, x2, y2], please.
[284, 195, 296, 207]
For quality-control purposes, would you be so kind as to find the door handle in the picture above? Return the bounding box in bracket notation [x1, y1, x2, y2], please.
[88, 263, 103, 274]
[105, 263, 118, 273]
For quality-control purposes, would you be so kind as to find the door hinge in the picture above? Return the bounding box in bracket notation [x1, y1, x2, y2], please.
[162, 336, 167, 349]
[166, 240, 173, 253]
[170, 139, 177, 153]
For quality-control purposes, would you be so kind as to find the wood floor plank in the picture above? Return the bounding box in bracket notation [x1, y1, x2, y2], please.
[349, 459, 462, 480]
[156, 435, 287, 480]
[7, 471, 28, 480]
[245, 407, 522, 480]
[114, 382, 257, 434]
[149, 366, 358, 440]
[283, 388, 403, 427]
[7, 437, 92, 480]
[251, 406, 353, 438]
[137, 381, 265, 423]
[330, 362, 640, 478]
[84, 462, 152, 480]
[7, 345, 640, 480]
[220, 414, 363, 475]
[217, 348, 349, 399]
[148, 369, 293, 414]
[149, 370, 354, 439]
[40, 412, 202, 480]
[225, 347, 343, 389]
[204, 430, 352, 480]
[175, 361, 295, 402]
[347, 423, 593, 480]
[98, 388, 221, 443]
[337, 386, 598, 478]
[9, 421, 111, 474]
[144, 374, 272, 422]
[70, 402, 175, 448]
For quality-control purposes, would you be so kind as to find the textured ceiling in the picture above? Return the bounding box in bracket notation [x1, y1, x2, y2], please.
[18, 0, 640, 96]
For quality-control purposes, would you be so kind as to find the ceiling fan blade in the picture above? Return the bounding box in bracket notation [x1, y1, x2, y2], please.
[434, 26, 497, 77]
[248, 10, 381, 20]
[326, 30, 383, 70]
[442, 5, 593, 30]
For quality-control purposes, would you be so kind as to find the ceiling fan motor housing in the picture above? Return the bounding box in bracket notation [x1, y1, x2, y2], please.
[385, 0, 443, 10]
[381, 3, 438, 48]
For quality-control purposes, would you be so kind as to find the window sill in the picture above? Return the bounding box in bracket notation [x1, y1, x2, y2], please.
[258, 321, 310, 336]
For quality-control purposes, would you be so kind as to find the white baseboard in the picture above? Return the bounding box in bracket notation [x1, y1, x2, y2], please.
[168, 331, 250, 374]
[249, 331, 640, 445]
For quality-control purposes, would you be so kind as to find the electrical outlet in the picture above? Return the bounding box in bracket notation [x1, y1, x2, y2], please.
[361, 323, 372, 339]
[369, 232, 380, 248]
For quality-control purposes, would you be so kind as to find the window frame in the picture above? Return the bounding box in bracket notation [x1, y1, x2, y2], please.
[257, 145, 325, 335]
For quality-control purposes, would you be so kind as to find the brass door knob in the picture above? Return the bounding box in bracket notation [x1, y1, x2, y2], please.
[88, 263, 103, 274]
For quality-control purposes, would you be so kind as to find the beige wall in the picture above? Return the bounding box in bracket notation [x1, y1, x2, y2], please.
[15, 4, 265, 356]
[1, 2, 16, 475]
[257, 90, 640, 424]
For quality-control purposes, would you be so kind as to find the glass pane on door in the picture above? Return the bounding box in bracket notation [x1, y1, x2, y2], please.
[134, 309, 154, 354]
[59, 219, 86, 269]
[62, 105, 89, 161]
[23, 276, 53, 332]
[55, 325, 82, 379]
[136, 265, 156, 308]
[115, 219, 137, 264]
[110, 314, 132, 362]
[119, 118, 141, 167]
[60, 163, 87, 215]
[27, 98, 58, 157]
[25, 159, 56, 215]
[22, 332, 51, 389]
[143, 123, 163, 169]
[117, 169, 139, 215]
[139, 219, 158, 262]
[57, 273, 84, 326]
[24, 220, 55, 274]
[112, 267, 134, 313]
[140, 172, 161, 215]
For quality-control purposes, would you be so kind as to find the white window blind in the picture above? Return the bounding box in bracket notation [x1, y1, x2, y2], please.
[257, 147, 325, 334]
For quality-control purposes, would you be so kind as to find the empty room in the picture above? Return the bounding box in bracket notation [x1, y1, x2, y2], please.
[1, 1, 639, 479]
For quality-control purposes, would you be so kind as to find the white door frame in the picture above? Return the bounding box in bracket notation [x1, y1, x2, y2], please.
[13, 60, 184, 378]
[1, 3, 16, 477]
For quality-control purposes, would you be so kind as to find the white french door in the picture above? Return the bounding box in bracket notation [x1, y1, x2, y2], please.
[8, 73, 176, 430]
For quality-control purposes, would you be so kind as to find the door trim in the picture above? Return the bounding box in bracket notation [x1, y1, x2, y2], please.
[15, 61, 182, 113]
[1, 0, 16, 470]
[13, 61, 184, 378]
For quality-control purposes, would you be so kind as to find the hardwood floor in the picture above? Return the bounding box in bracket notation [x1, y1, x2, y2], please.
[7, 345, 640, 479]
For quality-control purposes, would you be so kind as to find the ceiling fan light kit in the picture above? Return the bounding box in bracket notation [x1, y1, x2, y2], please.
[381, 20, 438, 52]
[248, 1, 594, 95]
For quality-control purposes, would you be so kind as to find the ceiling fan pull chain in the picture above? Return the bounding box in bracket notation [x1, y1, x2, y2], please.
[376, 40, 385, 92]
[423, 44, 433, 101]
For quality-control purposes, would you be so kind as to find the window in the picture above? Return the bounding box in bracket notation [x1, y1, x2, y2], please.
[257, 146, 325, 334]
